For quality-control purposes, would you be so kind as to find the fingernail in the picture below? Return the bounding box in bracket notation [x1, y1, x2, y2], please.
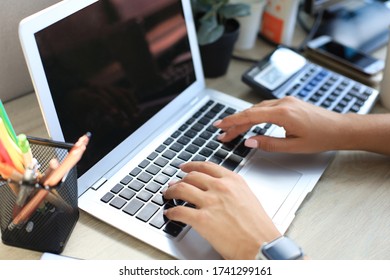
[245, 138, 258, 148]
[213, 120, 222, 127]
[217, 132, 226, 140]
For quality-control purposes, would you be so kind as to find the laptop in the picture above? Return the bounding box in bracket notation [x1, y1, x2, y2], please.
[18, 0, 333, 259]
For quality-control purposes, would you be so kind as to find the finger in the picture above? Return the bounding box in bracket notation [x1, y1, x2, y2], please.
[181, 161, 232, 179]
[164, 205, 199, 227]
[214, 106, 284, 131]
[252, 99, 280, 108]
[244, 135, 308, 153]
[164, 181, 205, 207]
[217, 123, 253, 142]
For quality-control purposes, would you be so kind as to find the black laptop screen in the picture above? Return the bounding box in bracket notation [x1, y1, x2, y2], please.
[35, 0, 196, 176]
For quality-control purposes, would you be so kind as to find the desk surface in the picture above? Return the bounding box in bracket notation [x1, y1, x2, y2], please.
[2, 27, 390, 260]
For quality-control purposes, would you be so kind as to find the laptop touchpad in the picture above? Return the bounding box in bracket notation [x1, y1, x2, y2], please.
[238, 156, 302, 218]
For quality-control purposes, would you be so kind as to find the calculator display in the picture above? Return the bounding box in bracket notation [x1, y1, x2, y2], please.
[253, 48, 307, 91]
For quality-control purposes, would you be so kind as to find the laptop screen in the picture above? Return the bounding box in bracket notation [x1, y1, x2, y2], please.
[34, 0, 196, 176]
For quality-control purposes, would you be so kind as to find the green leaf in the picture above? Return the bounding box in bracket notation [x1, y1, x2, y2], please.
[197, 23, 225, 45]
[219, 4, 251, 19]
[191, 0, 212, 14]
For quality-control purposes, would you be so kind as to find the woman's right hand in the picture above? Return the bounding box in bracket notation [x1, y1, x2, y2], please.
[214, 96, 348, 154]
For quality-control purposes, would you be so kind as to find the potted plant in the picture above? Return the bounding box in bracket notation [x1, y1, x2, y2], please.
[191, 0, 251, 77]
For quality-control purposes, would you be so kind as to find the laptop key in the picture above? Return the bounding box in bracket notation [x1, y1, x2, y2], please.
[171, 158, 185, 168]
[138, 159, 150, 169]
[163, 137, 174, 146]
[178, 124, 188, 131]
[170, 142, 184, 152]
[120, 175, 132, 185]
[234, 141, 251, 157]
[155, 144, 166, 153]
[138, 172, 153, 183]
[146, 164, 161, 175]
[206, 140, 220, 150]
[101, 192, 114, 203]
[192, 155, 206, 162]
[177, 136, 191, 145]
[185, 144, 199, 154]
[193, 137, 206, 147]
[123, 199, 144, 216]
[184, 129, 197, 138]
[152, 193, 167, 206]
[149, 210, 169, 229]
[171, 130, 181, 138]
[222, 154, 243, 171]
[199, 147, 213, 157]
[178, 151, 192, 161]
[154, 174, 170, 185]
[209, 156, 223, 165]
[200, 131, 213, 140]
[137, 190, 153, 202]
[109, 197, 127, 209]
[198, 117, 211, 125]
[162, 166, 177, 177]
[128, 180, 144, 192]
[211, 103, 225, 113]
[119, 188, 136, 200]
[215, 149, 228, 160]
[155, 157, 169, 167]
[191, 123, 204, 132]
[136, 203, 159, 222]
[146, 182, 162, 193]
[129, 167, 142, 177]
[111, 183, 124, 194]
[163, 222, 184, 237]
[162, 150, 176, 160]
[206, 125, 218, 133]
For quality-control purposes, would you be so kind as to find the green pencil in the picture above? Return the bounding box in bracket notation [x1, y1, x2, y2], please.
[0, 99, 18, 145]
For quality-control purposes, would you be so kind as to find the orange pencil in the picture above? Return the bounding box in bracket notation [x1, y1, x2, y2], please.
[0, 162, 23, 194]
[43, 133, 90, 187]
[8, 188, 48, 230]
[0, 162, 23, 182]
[39, 158, 72, 212]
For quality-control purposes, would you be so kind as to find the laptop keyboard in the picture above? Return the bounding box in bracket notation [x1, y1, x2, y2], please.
[99, 100, 268, 238]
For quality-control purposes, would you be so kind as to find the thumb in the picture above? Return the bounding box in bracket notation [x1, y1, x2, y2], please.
[244, 136, 300, 153]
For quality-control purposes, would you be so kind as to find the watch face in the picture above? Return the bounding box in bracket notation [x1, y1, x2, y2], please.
[261, 236, 304, 260]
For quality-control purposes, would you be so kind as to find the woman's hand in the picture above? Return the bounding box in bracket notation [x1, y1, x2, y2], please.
[214, 96, 348, 153]
[163, 161, 281, 260]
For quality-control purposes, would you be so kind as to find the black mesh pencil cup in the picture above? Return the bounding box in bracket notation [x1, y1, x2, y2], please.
[0, 138, 79, 254]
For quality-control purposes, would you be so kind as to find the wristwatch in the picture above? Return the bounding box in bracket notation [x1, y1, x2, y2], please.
[256, 236, 304, 260]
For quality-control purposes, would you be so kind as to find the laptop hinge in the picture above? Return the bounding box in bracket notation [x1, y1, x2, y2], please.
[90, 177, 107, 191]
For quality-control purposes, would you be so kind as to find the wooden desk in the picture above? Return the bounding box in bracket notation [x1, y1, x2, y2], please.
[2, 27, 390, 260]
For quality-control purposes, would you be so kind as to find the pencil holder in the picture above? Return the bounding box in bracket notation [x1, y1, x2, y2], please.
[0, 138, 79, 254]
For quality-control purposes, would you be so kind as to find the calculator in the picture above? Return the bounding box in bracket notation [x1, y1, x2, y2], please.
[242, 47, 379, 114]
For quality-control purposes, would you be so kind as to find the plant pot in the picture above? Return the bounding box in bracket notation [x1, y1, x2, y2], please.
[234, 0, 267, 50]
[199, 19, 240, 78]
